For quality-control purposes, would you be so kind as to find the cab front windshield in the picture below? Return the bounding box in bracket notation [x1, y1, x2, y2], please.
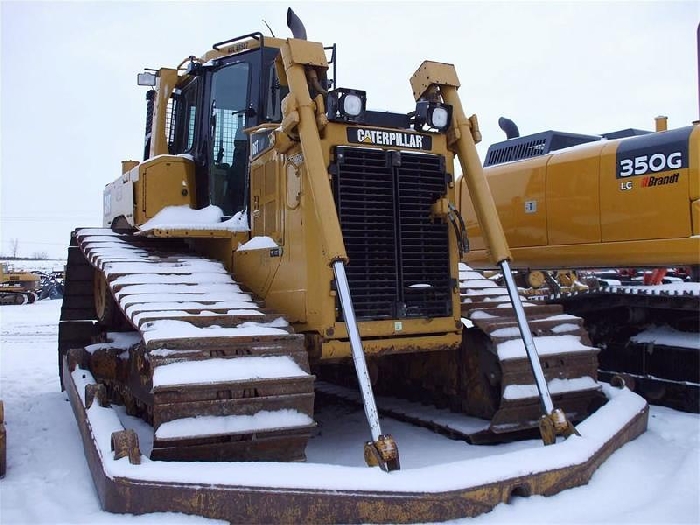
[209, 62, 250, 216]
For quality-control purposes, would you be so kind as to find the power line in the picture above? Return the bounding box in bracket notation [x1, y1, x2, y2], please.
[2, 216, 96, 222]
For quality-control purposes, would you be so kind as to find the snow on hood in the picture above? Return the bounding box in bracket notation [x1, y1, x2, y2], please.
[139, 205, 249, 232]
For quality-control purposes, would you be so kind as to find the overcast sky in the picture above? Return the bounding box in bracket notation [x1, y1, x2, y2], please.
[1, 1, 698, 259]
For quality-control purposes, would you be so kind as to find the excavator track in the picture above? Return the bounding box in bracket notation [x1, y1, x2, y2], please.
[536, 285, 700, 412]
[59, 228, 315, 462]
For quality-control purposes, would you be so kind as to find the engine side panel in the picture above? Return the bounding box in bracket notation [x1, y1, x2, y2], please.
[600, 126, 693, 242]
[461, 124, 699, 269]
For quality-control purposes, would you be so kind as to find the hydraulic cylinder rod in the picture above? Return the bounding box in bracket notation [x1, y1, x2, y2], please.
[334, 262, 399, 471]
[280, 38, 398, 468]
[410, 62, 573, 441]
[333, 262, 382, 441]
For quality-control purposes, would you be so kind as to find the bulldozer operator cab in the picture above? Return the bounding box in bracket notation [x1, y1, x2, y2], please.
[163, 38, 290, 217]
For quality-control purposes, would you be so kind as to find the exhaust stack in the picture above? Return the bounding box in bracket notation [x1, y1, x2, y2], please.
[498, 117, 520, 139]
[287, 8, 307, 40]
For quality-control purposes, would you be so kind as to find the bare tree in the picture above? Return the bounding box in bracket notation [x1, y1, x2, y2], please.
[32, 251, 49, 260]
[10, 238, 19, 258]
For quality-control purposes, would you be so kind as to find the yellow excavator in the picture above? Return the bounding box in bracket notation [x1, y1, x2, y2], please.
[58, 8, 648, 523]
[460, 116, 699, 412]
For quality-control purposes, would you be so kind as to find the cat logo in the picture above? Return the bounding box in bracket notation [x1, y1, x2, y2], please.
[347, 127, 432, 150]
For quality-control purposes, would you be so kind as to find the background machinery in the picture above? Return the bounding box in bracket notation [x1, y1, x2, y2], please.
[460, 117, 699, 411]
[0, 263, 40, 305]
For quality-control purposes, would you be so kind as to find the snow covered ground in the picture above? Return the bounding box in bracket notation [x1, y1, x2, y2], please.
[1, 299, 698, 524]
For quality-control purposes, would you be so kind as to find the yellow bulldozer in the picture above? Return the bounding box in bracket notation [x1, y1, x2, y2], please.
[460, 116, 699, 412]
[58, 8, 648, 523]
[0, 263, 40, 305]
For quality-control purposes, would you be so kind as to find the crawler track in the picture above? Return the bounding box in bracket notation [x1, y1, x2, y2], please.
[458, 264, 605, 433]
[59, 229, 315, 462]
[320, 264, 605, 441]
[538, 286, 700, 412]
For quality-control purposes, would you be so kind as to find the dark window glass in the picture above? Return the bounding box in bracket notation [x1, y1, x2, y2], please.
[209, 62, 250, 215]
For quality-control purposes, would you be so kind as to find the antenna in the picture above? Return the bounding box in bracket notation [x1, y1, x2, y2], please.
[262, 19, 275, 37]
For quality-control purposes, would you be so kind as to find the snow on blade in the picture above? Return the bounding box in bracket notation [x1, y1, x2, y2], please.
[497, 335, 598, 360]
[82, 381, 648, 494]
[153, 356, 308, 387]
[155, 409, 314, 440]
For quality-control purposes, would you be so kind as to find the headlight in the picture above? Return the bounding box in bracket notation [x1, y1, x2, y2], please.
[341, 93, 363, 117]
[326, 88, 366, 122]
[414, 100, 453, 132]
[430, 107, 450, 129]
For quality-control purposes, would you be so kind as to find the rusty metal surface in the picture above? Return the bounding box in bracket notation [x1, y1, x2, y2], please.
[63, 355, 649, 524]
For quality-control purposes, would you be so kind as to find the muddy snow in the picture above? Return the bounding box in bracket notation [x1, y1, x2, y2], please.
[1, 300, 698, 524]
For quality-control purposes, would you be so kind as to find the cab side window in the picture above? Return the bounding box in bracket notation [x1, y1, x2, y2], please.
[169, 78, 199, 154]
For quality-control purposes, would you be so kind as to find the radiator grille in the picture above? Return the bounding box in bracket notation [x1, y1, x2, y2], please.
[331, 147, 452, 321]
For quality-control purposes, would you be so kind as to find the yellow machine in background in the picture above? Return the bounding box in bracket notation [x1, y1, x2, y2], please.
[460, 118, 699, 269]
[458, 116, 700, 412]
[0, 263, 40, 305]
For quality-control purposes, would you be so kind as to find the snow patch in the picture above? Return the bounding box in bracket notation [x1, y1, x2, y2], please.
[237, 236, 279, 251]
[631, 325, 700, 350]
[503, 377, 599, 400]
[498, 335, 598, 360]
[153, 356, 308, 387]
[155, 410, 314, 440]
[140, 319, 289, 343]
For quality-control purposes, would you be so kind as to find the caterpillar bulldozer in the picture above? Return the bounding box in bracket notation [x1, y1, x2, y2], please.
[459, 116, 700, 412]
[0, 263, 40, 305]
[58, 8, 648, 523]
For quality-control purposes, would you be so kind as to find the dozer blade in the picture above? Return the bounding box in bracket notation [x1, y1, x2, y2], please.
[63, 348, 649, 524]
